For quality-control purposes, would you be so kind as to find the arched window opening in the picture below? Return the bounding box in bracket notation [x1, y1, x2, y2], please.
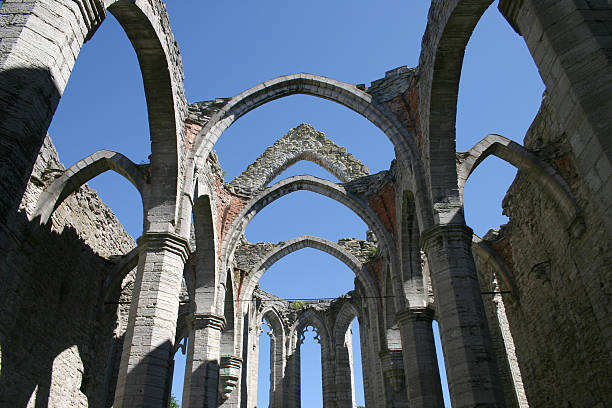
[351, 317, 365, 407]
[170, 337, 187, 407]
[257, 321, 272, 407]
[432, 320, 451, 407]
[456, 0, 544, 237]
[46, 14, 149, 240]
[456, 0, 544, 151]
[245, 190, 369, 245]
[301, 326, 323, 408]
[212, 95, 394, 182]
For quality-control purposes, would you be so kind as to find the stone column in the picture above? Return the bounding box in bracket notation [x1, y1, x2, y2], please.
[421, 224, 503, 407]
[396, 307, 444, 408]
[333, 328, 356, 407]
[320, 334, 335, 408]
[182, 313, 225, 408]
[113, 232, 189, 408]
[283, 342, 301, 407]
[269, 329, 284, 408]
[380, 349, 409, 407]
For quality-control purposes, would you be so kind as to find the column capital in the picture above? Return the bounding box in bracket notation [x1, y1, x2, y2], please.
[396, 306, 435, 325]
[420, 223, 473, 251]
[137, 231, 191, 263]
[191, 313, 226, 331]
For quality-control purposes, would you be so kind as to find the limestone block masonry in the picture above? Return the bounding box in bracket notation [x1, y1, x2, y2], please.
[0, 1, 611, 407]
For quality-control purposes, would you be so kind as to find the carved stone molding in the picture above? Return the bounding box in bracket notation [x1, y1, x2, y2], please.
[219, 356, 242, 401]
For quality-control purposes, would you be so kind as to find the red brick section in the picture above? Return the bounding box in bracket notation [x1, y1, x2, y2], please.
[366, 183, 397, 237]
[184, 121, 201, 161]
[214, 180, 248, 255]
[405, 85, 423, 152]
[381, 82, 422, 151]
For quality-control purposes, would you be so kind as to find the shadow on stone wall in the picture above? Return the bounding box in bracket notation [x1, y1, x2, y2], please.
[0, 210, 124, 407]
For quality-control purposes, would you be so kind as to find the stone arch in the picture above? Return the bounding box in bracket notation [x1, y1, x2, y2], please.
[103, 246, 139, 304]
[242, 235, 377, 304]
[458, 133, 584, 234]
[419, 0, 495, 214]
[221, 175, 395, 284]
[421, 0, 612, 228]
[333, 301, 360, 348]
[228, 123, 370, 196]
[192, 195, 218, 313]
[0, 0, 184, 229]
[31, 150, 146, 225]
[107, 0, 186, 228]
[182, 72, 435, 234]
[294, 308, 330, 351]
[471, 234, 518, 298]
[261, 306, 286, 339]
[191, 73, 415, 165]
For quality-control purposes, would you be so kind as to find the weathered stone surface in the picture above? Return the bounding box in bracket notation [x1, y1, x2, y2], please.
[1, 1, 611, 407]
[0, 135, 135, 407]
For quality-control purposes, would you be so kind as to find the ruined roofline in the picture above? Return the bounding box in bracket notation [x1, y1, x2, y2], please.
[227, 123, 370, 197]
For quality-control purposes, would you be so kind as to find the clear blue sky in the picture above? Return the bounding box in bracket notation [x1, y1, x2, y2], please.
[47, 1, 543, 406]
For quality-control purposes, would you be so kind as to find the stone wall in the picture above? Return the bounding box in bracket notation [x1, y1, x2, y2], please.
[475, 95, 612, 407]
[0, 135, 135, 407]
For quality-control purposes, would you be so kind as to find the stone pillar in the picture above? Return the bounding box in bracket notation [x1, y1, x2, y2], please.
[421, 224, 503, 407]
[269, 329, 284, 408]
[380, 349, 409, 407]
[320, 334, 335, 408]
[243, 309, 261, 408]
[182, 313, 226, 408]
[396, 307, 444, 408]
[284, 342, 301, 407]
[333, 328, 356, 407]
[113, 232, 189, 408]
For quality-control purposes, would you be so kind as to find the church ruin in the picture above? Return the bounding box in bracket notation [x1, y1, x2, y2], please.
[0, 1, 611, 407]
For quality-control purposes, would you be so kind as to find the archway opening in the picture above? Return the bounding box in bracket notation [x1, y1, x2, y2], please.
[213, 95, 395, 183]
[456, 0, 545, 237]
[170, 337, 187, 407]
[301, 326, 323, 408]
[257, 321, 272, 407]
[46, 14, 149, 240]
[350, 317, 365, 407]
